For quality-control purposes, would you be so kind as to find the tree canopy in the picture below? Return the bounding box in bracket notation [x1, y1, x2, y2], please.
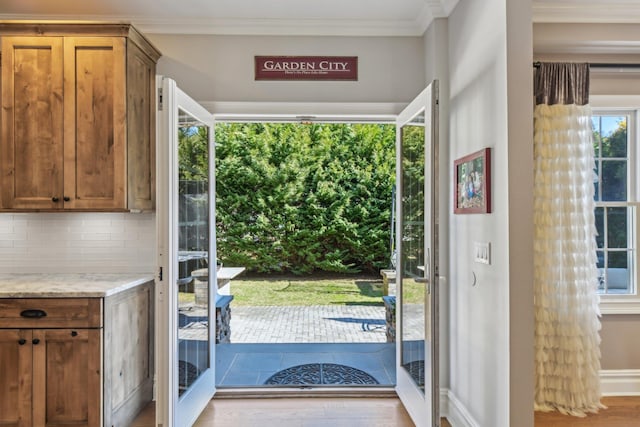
[210, 122, 396, 274]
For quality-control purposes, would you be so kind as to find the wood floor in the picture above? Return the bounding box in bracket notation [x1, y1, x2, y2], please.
[132, 396, 639, 426]
[534, 396, 640, 427]
[132, 398, 418, 427]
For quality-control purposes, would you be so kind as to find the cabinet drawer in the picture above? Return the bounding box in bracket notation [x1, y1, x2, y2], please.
[0, 298, 102, 328]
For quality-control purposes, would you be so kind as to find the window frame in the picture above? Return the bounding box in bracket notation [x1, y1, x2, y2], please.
[591, 96, 640, 314]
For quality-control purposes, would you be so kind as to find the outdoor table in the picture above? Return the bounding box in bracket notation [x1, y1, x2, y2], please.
[192, 267, 246, 304]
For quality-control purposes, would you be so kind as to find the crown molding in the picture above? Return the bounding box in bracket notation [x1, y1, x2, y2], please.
[416, 0, 458, 34]
[136, 17, 424, 37]
[0, 0, 458, 37]
[534, 22, 640, 54]
[0, 13, 424, 37]
[533, 2, 640, 23]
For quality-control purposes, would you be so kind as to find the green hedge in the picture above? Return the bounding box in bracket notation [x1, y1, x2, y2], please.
[214, 122, 396, 274]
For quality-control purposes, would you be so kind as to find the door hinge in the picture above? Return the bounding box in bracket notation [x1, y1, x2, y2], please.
[158, 87, 163, 111]
[159, 266, 163, 281]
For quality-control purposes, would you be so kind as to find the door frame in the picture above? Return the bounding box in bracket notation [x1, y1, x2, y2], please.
[395, 82, 440, 427]
[156, 76, 218, 427]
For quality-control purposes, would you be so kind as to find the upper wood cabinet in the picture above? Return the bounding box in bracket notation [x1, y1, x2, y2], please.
[0, 23, 160, 211]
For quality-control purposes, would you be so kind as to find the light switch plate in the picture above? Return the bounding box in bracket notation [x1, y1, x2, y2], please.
[474, 241, 491, 265]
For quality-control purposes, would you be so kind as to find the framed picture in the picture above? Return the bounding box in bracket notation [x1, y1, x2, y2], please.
[454, 147, 491, 214]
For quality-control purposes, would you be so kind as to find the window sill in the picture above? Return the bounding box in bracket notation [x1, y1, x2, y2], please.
[600, 298, 640, 315]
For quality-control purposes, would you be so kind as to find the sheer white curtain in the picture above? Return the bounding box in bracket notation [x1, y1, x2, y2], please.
[533, 63, 604, 416]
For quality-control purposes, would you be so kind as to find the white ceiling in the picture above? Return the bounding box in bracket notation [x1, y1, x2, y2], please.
[0, 0, 459, 36]
[0, 0, 638, 37]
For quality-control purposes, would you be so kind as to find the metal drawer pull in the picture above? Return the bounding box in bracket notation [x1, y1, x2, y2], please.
[20, 309, 47, 318]
[32, 338, 40, 345]
[18, 339, 26, 345]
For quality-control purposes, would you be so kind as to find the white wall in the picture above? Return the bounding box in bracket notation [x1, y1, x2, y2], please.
[0, 213, 156, 274]
[447, 0, 533, 426]
[147, 34, 425, 106]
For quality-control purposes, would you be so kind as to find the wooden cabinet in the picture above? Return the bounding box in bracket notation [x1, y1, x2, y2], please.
[0, 23, 160, 211]
[0, 329, 32, 427]
[33, 329, 102, 427]
[0, 298, 102, 427]
[0, 281, 154, 427]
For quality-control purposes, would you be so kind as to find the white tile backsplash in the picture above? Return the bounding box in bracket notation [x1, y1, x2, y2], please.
[0, 213, 156, 274]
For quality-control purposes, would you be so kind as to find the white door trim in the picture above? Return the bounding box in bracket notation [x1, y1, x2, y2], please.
[156, 76, 217, 427]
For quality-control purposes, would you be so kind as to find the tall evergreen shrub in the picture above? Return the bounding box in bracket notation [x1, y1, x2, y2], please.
[214, 122, 395, 274]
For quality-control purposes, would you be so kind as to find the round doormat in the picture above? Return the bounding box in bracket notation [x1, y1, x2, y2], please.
[402, 360, 425, 387]
[264, 363, 379, 385]
[178, 360, 200, 395]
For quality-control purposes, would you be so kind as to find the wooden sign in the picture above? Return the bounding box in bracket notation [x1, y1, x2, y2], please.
[255, 56, 358, 81]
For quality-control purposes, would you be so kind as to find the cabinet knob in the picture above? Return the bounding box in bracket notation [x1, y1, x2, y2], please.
[18, 339, 26, 345]
[71, 331, 78, 337]
[52, 197, 60, 202]
[63, 196, 71, 202]
[32, 338, 40, 345]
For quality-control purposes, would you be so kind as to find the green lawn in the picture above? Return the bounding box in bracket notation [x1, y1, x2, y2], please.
[230, 275, 385, 306]
[179, 273, 424, 306]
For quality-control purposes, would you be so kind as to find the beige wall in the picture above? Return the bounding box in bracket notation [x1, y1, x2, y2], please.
[147, 33, 425, 106]
[601, 315, 640, 369]
[534, 22, 640, 371]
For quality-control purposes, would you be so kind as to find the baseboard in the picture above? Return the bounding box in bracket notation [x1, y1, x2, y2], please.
[440, 389, 480, 427]
[438, 372, 639, 426]
[600, 369, 640, 396]
[439, 389, 449, 419]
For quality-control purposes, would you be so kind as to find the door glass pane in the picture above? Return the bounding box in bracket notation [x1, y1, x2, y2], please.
[177, 109, 210, 397]
[400, 112, 426, 392]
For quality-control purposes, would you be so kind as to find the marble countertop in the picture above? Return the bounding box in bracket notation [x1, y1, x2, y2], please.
[0, 273, 155, 298]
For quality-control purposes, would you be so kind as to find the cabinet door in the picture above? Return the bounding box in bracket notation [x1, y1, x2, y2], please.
[1, 37, 64, 210]
[63, 37, 126, 210]
[0, 330, 32, 427]
[126, 41, 156, 211]
[32, 329, 102, 427]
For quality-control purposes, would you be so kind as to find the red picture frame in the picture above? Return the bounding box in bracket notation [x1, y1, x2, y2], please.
[454, 148, 491, 214]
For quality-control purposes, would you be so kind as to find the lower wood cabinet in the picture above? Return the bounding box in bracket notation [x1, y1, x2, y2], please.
[0, 329, 101, 427]
[0, 282, 153, 427]
[0, 329, 34, 427]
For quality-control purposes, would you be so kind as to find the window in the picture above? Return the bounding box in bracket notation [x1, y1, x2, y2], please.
[592, 107, 640, 313]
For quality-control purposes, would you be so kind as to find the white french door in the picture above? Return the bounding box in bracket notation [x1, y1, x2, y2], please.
[156, 76, 217, 427]
[395, 82, 440, 427]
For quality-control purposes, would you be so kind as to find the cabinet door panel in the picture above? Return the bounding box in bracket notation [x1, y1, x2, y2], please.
[32, 329, 101, 427]
[63, 37, 126, 210]
[0, 330, 32, 427]
[126, 41, 156, 211]
[1, 37, 64, 209]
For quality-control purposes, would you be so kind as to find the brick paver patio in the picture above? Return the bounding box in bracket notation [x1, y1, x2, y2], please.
[230, 304, 387, 343]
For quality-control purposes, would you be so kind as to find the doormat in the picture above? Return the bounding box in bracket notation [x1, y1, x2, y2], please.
[178, 360, 200, 395]
[402, 360, 425, 387]
[264, 363, 379, 385]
